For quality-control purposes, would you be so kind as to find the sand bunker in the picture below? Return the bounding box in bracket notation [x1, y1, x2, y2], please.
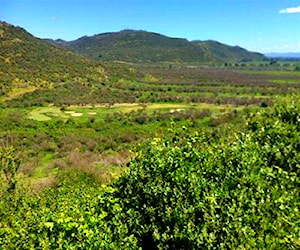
[71, 113, 83, 117]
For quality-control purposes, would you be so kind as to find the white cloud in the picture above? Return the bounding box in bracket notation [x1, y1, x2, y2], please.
[279, 6, 300, 13]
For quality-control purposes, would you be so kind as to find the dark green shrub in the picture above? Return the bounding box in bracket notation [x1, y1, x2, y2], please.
[0, 146, 20, 192]
[108, 99, 300, 249]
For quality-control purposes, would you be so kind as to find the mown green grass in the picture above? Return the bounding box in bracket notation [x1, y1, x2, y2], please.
[28, 106, 69, 121]
[27, 103, 238, 122]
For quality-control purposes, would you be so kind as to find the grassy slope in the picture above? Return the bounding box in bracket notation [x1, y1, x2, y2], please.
[0, 22, 106, 96]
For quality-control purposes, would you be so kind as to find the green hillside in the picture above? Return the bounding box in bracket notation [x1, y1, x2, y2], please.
[0, 22, 107, 96]
[52, 29, 266, 63]
[193, 40, 265, 63]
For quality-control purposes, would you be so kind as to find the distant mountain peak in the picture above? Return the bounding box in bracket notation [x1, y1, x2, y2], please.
[53, 30, 265, 63]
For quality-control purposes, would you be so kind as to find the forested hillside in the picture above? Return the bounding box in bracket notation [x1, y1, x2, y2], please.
[48, 29, 265, 63]
[193, 40, 265, 63]
[0, 22, 106, 96]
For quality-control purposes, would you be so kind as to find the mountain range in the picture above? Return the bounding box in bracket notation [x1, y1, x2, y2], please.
[0, 22, 140, 96]
[47, 29, 265, 63]
[0, 21, 269, 96]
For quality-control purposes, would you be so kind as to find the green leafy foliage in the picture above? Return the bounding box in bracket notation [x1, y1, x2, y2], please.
[247, 99, 300, 173]
[0, 146, 20, 192]
[108, 99, 300, 248]
[0, 100, 299, 249]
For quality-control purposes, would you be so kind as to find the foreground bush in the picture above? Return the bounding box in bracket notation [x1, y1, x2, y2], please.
[0, 99, 299, 249]
[110, 99, 299, 248]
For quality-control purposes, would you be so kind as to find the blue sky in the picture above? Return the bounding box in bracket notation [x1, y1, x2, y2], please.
[1, 0, 300, 53]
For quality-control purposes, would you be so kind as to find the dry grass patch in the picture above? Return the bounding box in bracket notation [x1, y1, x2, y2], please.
[30, 176, 57, 191]
[62, 150, 131, 183]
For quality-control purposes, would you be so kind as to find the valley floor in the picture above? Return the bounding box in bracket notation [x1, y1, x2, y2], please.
[0, 65, 299, 248]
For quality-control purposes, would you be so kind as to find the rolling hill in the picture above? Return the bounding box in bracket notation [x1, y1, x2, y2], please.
[0, 22, 107, 96]
[192, 40, 265, 63]
[48, 29, 266, 63]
